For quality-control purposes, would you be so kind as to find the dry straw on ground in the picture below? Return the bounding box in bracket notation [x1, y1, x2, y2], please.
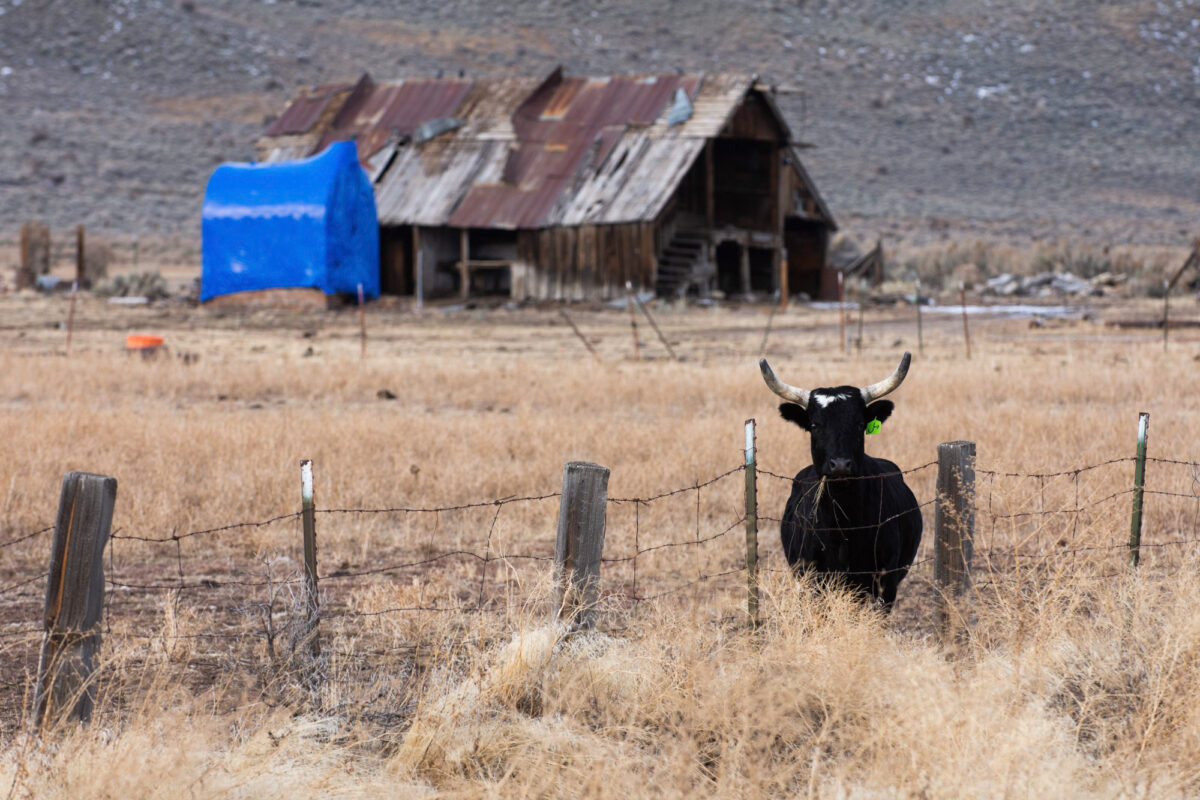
[2, 298, 1200, 798]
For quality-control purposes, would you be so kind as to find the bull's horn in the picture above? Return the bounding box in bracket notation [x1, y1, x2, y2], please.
[759, 358, 810, 409]
[860, 352, 912, 404]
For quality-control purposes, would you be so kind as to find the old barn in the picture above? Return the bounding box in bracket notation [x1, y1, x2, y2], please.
[257, 68, 838, 302]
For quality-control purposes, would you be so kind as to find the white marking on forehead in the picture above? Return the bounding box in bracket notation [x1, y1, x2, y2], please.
[812, 391, 854, 408]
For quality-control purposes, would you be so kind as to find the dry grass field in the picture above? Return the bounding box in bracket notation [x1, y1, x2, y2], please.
[3, 292, 1200, 798]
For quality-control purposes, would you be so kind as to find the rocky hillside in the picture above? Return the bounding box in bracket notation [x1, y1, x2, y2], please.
[1, 0, 1198, 248]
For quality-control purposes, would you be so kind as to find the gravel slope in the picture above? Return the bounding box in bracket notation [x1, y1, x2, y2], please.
[1, 0, 1198, 246]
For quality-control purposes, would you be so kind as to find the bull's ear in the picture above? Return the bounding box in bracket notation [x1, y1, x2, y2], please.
[779, 403, 810, 430]
[865, 400, 894, 427]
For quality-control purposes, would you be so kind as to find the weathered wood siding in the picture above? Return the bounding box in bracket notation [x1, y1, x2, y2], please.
[517, 223, 656, 301]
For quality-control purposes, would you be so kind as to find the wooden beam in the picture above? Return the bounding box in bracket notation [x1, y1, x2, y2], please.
[413, 226, 423, 311]
[705, 141, 715, 228]
[739, 243, 751, 297]
[779, 246, 789, 309]
[75, 225, 85, 286]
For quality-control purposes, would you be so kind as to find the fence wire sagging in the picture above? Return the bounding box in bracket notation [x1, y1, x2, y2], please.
[2, 447, 1200, 734]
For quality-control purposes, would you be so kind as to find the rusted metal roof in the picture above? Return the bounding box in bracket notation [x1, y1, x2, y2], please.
[258, 70, 833, 230]
[263, 82, 353, 136]
[447, 71, 704, 228]
[374, 140, 507, 227]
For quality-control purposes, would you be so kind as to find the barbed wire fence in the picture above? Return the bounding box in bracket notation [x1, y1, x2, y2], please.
[3, 416, 1199, 730]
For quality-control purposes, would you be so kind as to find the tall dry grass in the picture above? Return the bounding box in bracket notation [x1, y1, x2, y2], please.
[3, 300, 1200, 797]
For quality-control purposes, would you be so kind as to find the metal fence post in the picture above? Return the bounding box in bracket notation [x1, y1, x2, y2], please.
[934, 441, 975, 645]
[744, 419, 760, 629]
[34, 472, 117, 729]
[552, 461, 610, 631]
[1129, 412, 1150, 568]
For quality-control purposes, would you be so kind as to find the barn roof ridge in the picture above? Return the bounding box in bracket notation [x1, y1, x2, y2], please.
[257, 68, 833, 230]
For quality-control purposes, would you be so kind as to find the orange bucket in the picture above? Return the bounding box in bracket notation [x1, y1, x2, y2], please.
[125, 334, 164, 350]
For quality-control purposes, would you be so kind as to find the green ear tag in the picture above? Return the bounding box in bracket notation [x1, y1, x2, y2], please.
[866, 419, 882, 435]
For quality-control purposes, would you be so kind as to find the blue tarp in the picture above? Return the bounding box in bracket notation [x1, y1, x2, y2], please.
[201, 141, 379, 301]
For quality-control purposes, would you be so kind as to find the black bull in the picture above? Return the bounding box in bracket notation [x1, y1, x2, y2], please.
[760, 353, 922, 610]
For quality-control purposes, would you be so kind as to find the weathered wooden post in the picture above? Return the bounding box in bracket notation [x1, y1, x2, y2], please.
[16, 222, 33, 290]
[17, 222, 50, 290]
[552, 461, 610, 631]
[414, 226, 424, 312]
[75, 225, 86, 286]
[779, 247, 789, 310]
[934, 441, 975, 645]
[34, 472, 117, 729]
[459, 228, 470, 299]
[300, 459, 320, 656]
[744, 419, 760, 629]
[1129, 412, 1150, 568]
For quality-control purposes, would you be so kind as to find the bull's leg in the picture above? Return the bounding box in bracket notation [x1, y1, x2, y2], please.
[878, 568, 907, 613]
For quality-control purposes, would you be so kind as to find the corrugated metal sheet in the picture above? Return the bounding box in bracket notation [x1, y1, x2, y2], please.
[557, 136, 706, 225]
[259, 71, 825, 230]
[334, 78, 473, 139]
[642, 73, 754, 139]
[374, 140, 506, 227]
[448, 72, 704, 228]
[263, 82, 352, 136]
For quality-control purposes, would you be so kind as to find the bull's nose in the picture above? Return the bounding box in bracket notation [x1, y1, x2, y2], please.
[825, 458, 854, 478]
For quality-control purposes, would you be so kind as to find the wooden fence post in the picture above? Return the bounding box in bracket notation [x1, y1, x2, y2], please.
[75, 225, 86, 286]
[16, 223, 33, 290]
[552, 461, 610, 631]
[744, 419, 759, 629]
[1129, 412, 1150, 568]
[34, 472, 117, 729]
[300, 459, 319, 656]
[934, 441, 975, 645]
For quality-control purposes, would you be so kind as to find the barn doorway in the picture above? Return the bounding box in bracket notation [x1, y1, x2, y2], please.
[379, 226, 413, 295]
[715, 241, 743, 297]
